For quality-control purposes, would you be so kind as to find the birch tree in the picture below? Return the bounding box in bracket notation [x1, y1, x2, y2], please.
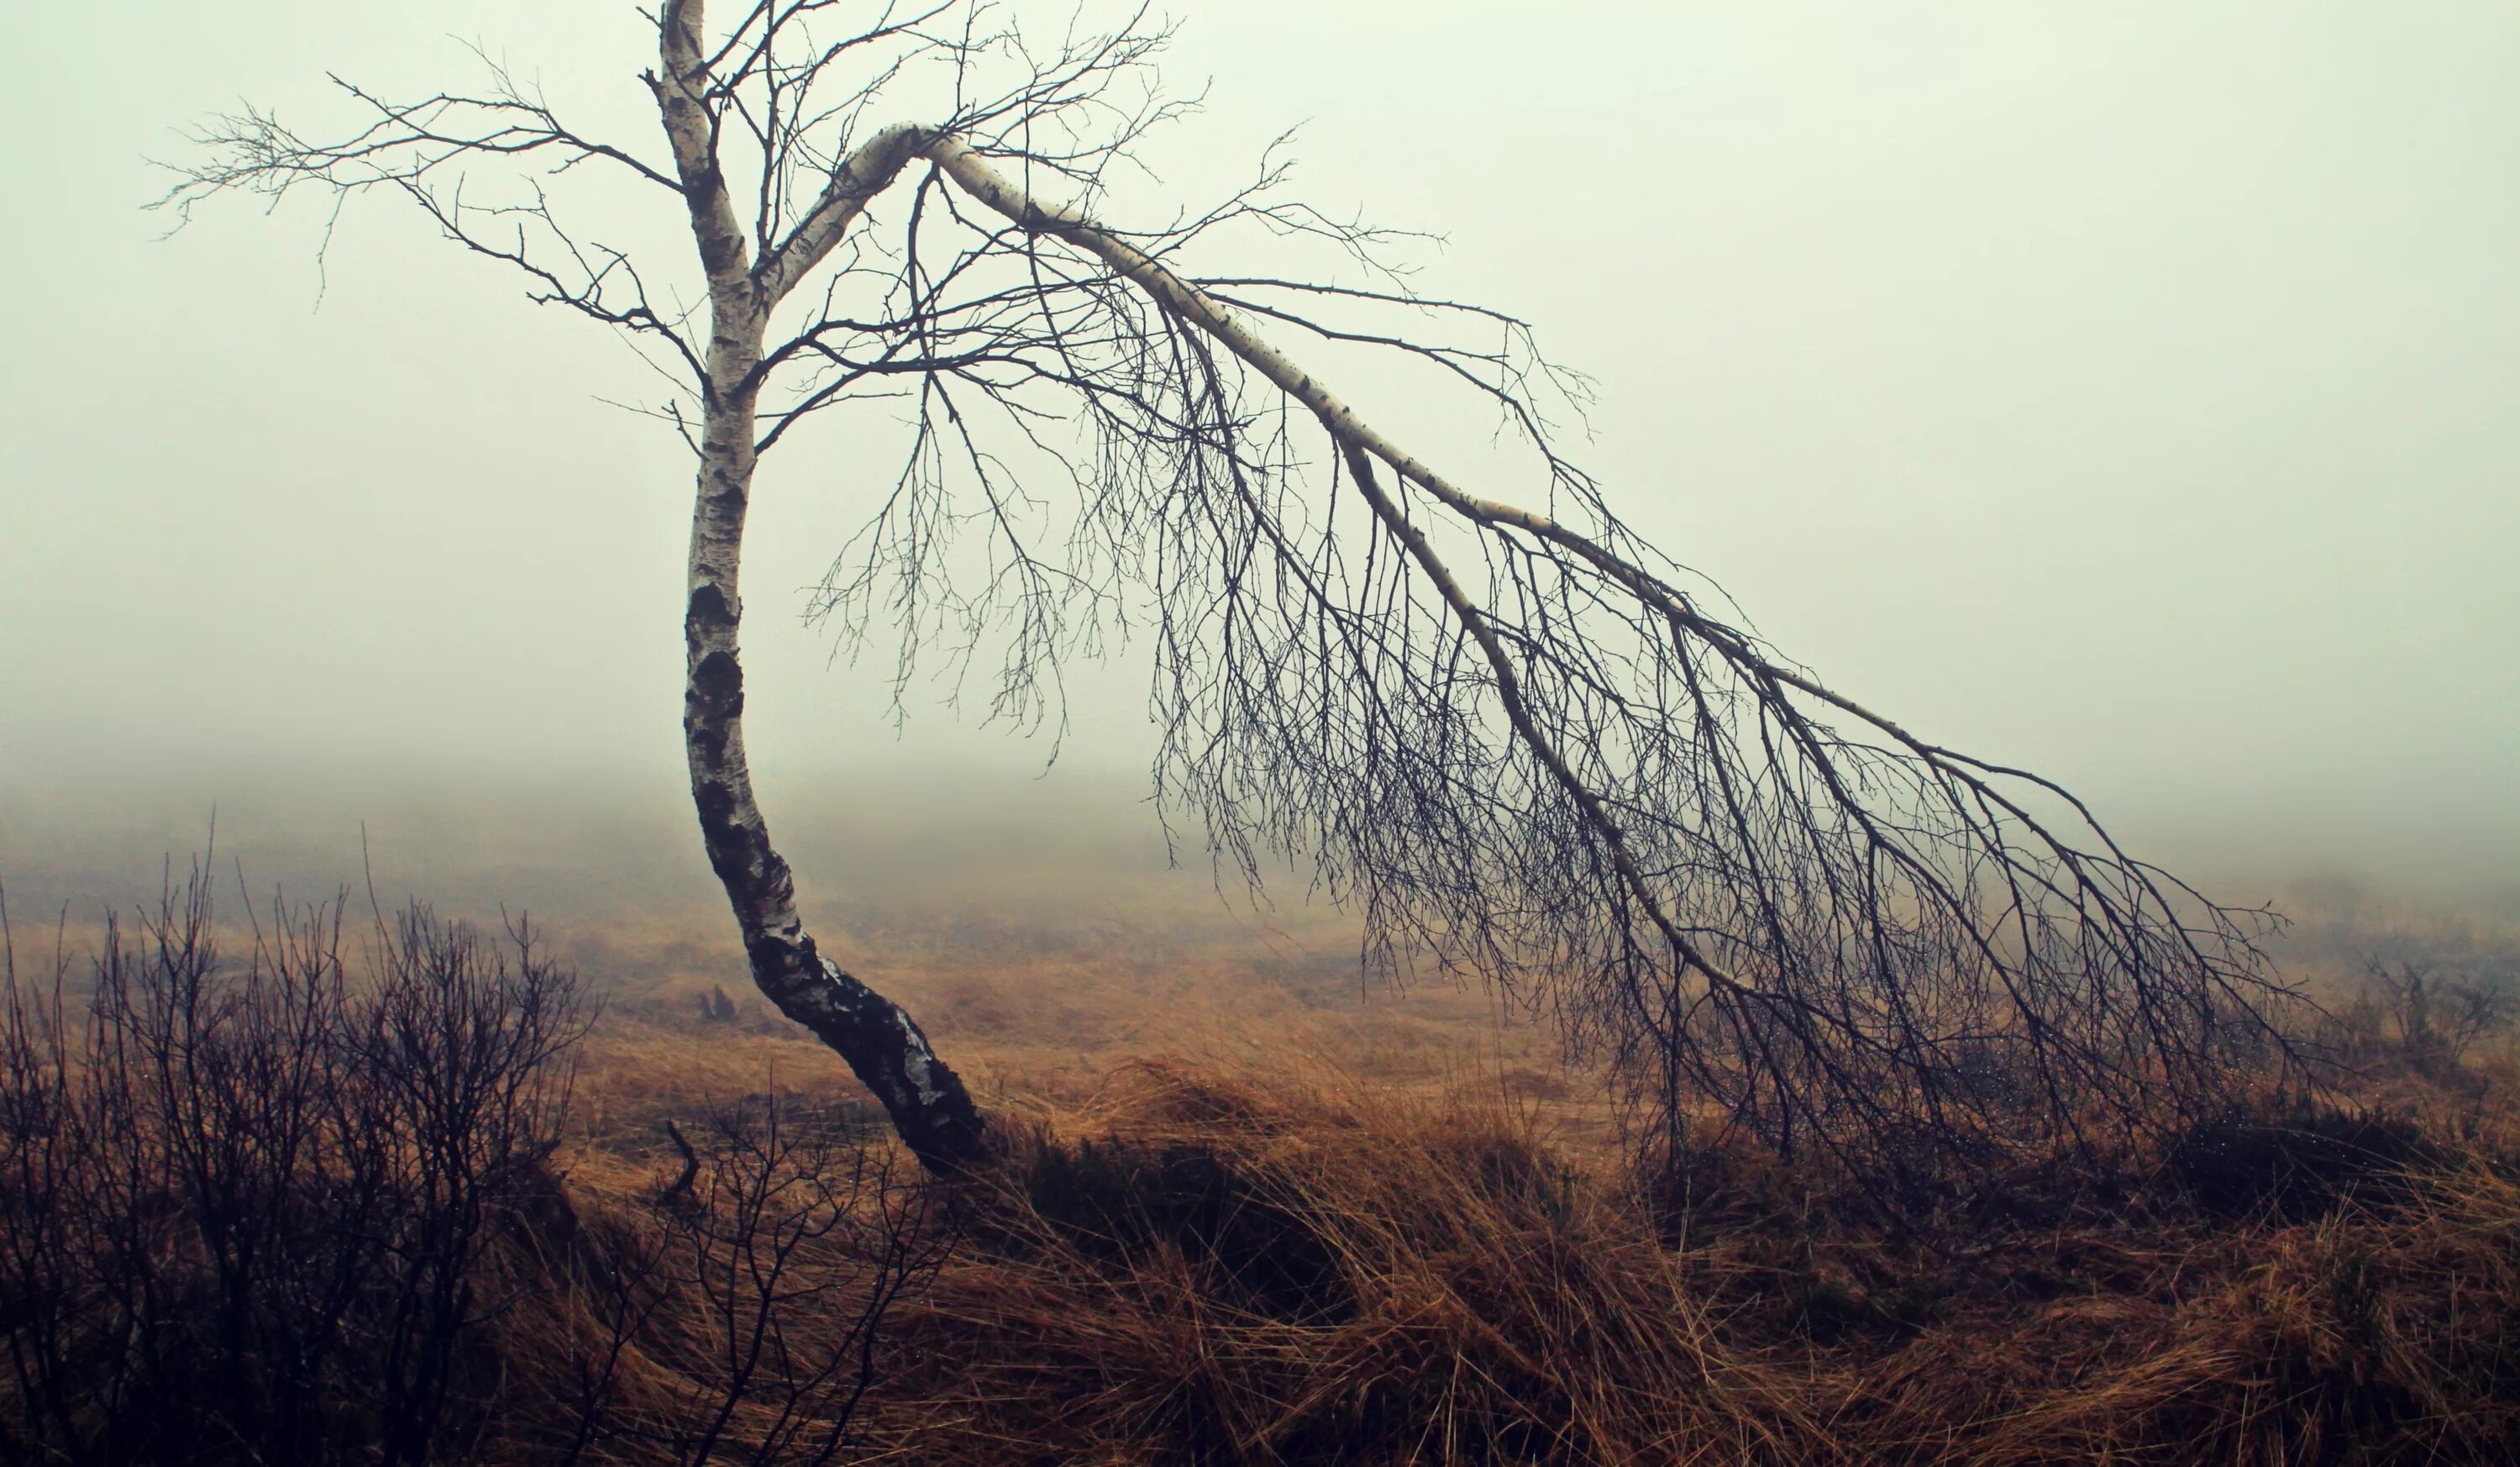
[165, 0, 2304, 1185]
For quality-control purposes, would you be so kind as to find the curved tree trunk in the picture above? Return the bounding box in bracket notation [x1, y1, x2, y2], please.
[679, 387, 986, 1175]
[659, 0, 984, 1175]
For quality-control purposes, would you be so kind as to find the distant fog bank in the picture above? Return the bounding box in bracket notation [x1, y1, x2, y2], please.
[6, 760, 2515, 958]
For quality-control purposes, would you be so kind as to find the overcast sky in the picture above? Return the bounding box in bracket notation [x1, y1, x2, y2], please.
[3, 1, 2514, 904]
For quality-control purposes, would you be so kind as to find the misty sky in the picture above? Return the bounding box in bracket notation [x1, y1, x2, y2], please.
[3, 1, 2515, 902]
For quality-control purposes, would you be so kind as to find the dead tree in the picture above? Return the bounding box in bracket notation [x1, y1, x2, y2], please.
[161, 0, 2306, 1185]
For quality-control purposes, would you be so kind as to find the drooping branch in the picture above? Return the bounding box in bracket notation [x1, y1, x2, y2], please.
[895, 134, 2307, 1185]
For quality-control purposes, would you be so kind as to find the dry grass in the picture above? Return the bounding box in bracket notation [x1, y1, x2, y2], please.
[14, 881, 2518, 1464]
[827, 1061, 2517, 1466]
[519, 1034, 2520, 1465]
[513, 893, 2520, 1467]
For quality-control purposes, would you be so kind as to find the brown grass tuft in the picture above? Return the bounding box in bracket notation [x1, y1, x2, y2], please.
[823, 1056, 2520, 1466]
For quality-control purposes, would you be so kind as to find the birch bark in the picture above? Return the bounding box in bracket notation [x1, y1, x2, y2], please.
[658, 2, 981, 1172]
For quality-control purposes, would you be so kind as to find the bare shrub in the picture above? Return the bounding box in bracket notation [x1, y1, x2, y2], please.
[2, 863, 966, 1465]
[649, 1103, 953, 1466]
[2338, 956, 2517, 1078]
[0, 863, 592, 1464]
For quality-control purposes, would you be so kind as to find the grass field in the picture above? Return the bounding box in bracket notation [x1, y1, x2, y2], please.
[8, 868, 2519, 1464]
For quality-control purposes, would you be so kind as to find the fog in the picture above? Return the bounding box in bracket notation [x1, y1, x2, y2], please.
[4, 1, 2517, 929]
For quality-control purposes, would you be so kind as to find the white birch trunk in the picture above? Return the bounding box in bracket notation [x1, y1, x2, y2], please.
[657, 2, 983, 1172]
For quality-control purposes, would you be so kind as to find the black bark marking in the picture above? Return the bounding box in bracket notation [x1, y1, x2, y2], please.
[690, 649, 744, 715]
[685, 718, 731, 765]
[686, 583, 735, 632]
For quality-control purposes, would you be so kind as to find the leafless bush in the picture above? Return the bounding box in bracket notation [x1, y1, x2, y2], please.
[3, 864, 952, 1464]
[568, 1102, 952, 1466]
[2338, 956, 2517, 1077]
[0, 863, 590, 1464]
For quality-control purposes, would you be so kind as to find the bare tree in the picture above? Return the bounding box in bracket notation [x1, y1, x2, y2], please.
[161, 0, 2305, 1186]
